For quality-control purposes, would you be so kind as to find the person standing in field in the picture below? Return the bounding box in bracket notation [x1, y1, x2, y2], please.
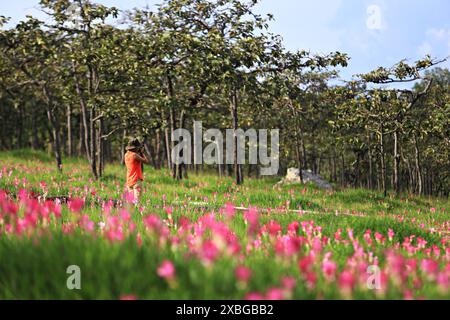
[124, 139, 150, 202]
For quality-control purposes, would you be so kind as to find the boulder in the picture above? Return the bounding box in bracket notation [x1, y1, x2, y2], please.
[275, 168, 333, 190]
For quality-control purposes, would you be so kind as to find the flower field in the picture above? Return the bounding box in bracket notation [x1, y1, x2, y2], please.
[0, 150, 449, 300]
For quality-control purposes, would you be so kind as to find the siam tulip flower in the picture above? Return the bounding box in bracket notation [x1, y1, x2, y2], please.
[143, 215, 162, 231]
[120, 295, 137, 300]
[157, 260, 176, 280]
[305, 272, 317, 290]
[243, 207, 259, 235]
[417, 237, 427, 249]
[287, 221, 299, 235]
[235, 265, 252, 283]
[123, 191, 136, 204]
[430, 207, 436, 213]
[311, 237, 322, 254]
[437, 272, 449, 292]
[5, 224, 13, 234]
[388, 229, 395, 241]
[322, 260, 337, 281]
[80, 215, 95, 233]
[165, 206, 173, 223]
[245, 292, 265, 300]
[17, 189, 28, 201]
[298, 254, 314, 274]
[347, 228, 354, 241]
[281, 276, 296, 291]
[68, 198, 84, 213]
[267, 220, 282, 237]
[200, 240, 219, 263]
[128, 222, 136, 233]
[421, 259, 439, 277]
[374, 232, 384, 244]
[403, 289, 414, 300]
[338, 270, 355, 297]
[432, 245, 441, 258]
[284, 235, 302, 256]
[62, 223, 75, 234]
[224, 203, 236, 219]
[265, 288, 284, 300]
[334, 228, 342, 242]
[120, 209, 131, 222]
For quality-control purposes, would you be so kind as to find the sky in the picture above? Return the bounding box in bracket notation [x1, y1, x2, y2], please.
[1, 0, 449, 87]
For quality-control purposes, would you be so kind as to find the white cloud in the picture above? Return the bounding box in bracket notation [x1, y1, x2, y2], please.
[426, 28, 450, 40]
[417, 42, 433, 56]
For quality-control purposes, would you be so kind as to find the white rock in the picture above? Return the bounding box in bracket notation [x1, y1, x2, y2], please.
[275, 168, 333, 190]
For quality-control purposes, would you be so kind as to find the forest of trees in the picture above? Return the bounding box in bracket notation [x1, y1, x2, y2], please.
[0, 0, 449, 197]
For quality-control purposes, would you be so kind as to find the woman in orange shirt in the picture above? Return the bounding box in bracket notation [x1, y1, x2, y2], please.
[124, 139, 150, 202]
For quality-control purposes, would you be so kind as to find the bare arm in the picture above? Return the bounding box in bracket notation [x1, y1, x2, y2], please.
[134, 152, 150, 164]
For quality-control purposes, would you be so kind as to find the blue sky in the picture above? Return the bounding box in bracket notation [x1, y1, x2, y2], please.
[1, 0, 449, 86]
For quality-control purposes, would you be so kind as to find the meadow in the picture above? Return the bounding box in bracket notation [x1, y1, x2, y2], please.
[0, 150, 449, 300]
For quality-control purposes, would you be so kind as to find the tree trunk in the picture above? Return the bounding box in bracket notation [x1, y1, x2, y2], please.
[393, 130, 400, 195]
[231, 86, 243, 185]
[46, 107, 62, 172]
[170, 106, 177, 179]
[97, 118, 103, 178]
[155, 129, 161, 169]
[90, 107, 98, 179]
[31, 109, 39, 150]
[414, 135, 423, 195]
[120, 128, 127, 165]
[177, 110, 186, 180]
[67, 104, 73, 157]
[72, 65, 91, 163]
[380, 127, 387, 197]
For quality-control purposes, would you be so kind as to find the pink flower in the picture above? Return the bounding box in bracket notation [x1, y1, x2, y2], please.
[244, 207, 259, 235]
[200, 240, 219, 263]
[235, 266, 252, 283]
[245, 292, 265, 300]
[265, 288, 284, 300]
[68, 198, 84, 212]
[430, 207, 436, 213]
[124, 191, 136, 204]
[338, 270, 355, 291]
[224, 203, 236, 219]
[437, 272, 449, 290]
[298, 255, 314, 273]
[322, 260, 337, 280]
[305, 272, 317, 289]
[120, 209, 131, 221]
[288, 221, 299, 234]
[143, 215, 162, 230]
[388, 229, 395, 241]
[157, 260, 176, 280]
[120, 295, 137, 300]
[421, 259, 439, 275]
[267, 220, 282, 236]
[281, 276, 296, 290]
[136, 233, 143, 247]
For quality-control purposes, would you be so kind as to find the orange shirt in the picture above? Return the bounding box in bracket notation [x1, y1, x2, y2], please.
[125, 151, 143, 187]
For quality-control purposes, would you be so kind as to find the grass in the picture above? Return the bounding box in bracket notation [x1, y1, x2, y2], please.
[0, 149, 449, 300]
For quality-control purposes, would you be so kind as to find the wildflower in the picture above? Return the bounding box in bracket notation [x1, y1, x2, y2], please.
[235, 265, 252, 283]
[245, 292, 265, 300]
[265, 288, 284, 300]
[388, 229, 395, 241]
[322, 260, 337, 281]
[68, 198, 84, 213]
[157, 260, 176, 280]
